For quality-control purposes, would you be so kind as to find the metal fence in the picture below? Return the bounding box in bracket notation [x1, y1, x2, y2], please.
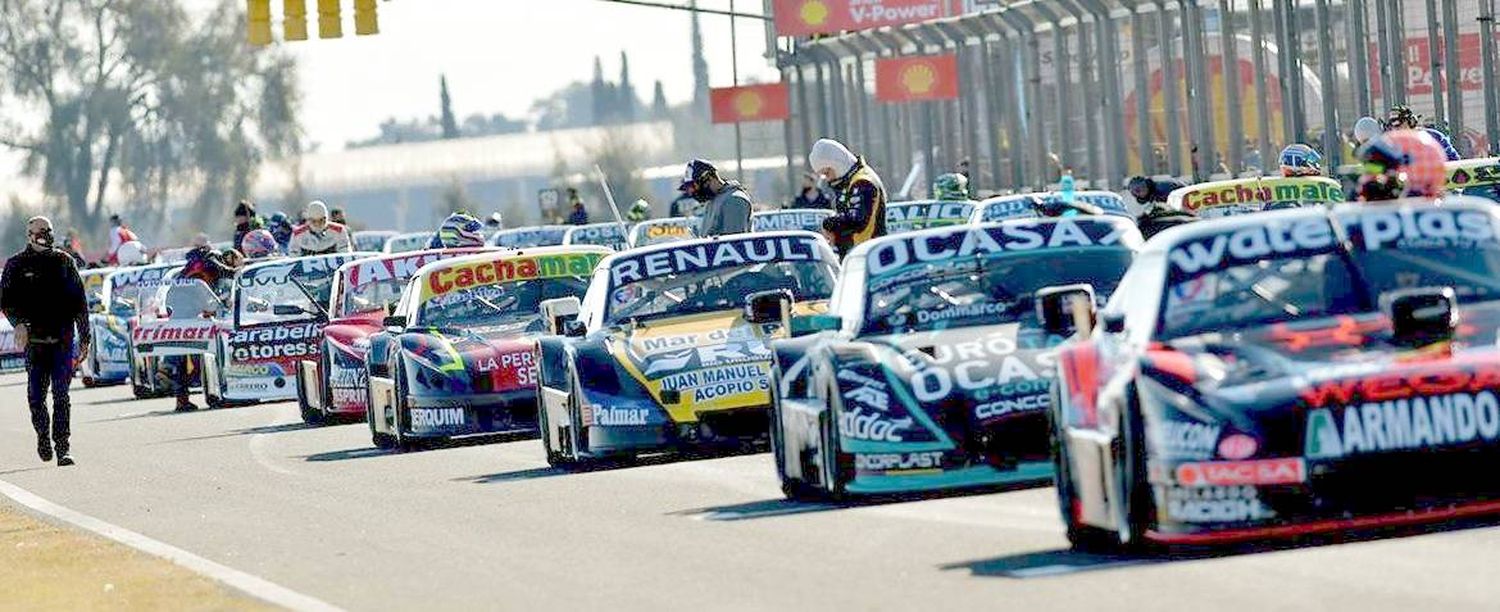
[777, 0, 1500, 196]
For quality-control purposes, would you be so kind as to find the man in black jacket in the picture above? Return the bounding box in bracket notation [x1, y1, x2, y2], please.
[1, 217, 90, 466]
[1127, 176, 1196, 240]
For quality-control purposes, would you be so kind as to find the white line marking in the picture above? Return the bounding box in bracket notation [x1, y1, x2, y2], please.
[249, 432, 299, 476]
[0, 478, 343, 612]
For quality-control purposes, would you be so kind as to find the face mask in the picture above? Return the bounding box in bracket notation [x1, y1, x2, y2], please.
[29, 228, 54, 249]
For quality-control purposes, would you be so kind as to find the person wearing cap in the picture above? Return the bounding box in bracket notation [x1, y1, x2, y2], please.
[288, 200, 353, 256]
[105, 214, 139, 265]
[679, 159, 752, 237]
[809, 138, 886, 256]
[1, 216, 89, 466]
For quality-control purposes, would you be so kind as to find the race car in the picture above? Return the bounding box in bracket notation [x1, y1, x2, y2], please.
[128, 278, 224, 396]
[364, 246, 609, 449]
[1166, 175, 1344, 218]
[563, 222, 629, 250]
[628, 217, 698, 248]
[535, 231, 840, 467]
[76, 267, 118, 385]
[1445, 157, 1500, 202]
[354, 230, 398, 252]
[768, 217, 1141, 498]
[201, 253, 366, 407]
[107, 263, 187, 397]
[971, 191, 1136, 224]
[489, 225, 570, 248]
[294, 248, 490, 425]
[885, 200, 976, 234]
[1051, 196, 1500, 552]
[383, 232, 432, 254]
[753, 209, 834, 233]
[0, 315, 23, 373]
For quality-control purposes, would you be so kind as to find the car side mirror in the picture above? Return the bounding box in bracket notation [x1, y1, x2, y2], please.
[790, 313, 841, 336]
[383, 315, 407, 330]
[540, 297, 583, 335]
[1381, 286, 1457, 347]
[272, 304, 305, 316]
[563, 318, 588, 338]
[744, 289, 791, 325]
[1101, 310, 1126, 334]
[386, 302, 399, 316]
[1036, 283, 1097, 335]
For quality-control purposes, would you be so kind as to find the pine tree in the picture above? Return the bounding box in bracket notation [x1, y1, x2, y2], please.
[689, 0, 709, 119]
[618, 50, 637, 123]
[439, 74, 459, 139]
[591, 56, 610, 125]
[651, 80, 669, 120]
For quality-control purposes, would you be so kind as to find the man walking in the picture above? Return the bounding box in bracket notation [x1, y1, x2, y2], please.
[1, 217, 90, 466]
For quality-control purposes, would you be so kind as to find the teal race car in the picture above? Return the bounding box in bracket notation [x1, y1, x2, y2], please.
[767, 216, 1141, 498]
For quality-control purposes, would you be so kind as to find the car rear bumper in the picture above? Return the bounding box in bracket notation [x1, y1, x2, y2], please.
[584, 406, 770, 454]
[401, 391, 538, 439]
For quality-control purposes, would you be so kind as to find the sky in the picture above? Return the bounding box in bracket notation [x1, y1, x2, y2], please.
[261, 0, 782, 150]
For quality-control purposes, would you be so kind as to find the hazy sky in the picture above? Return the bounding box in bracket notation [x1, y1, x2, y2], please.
[266, 0, 781, 150]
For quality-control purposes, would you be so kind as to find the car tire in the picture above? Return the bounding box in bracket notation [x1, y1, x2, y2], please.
[392, 367, 420, 452]
[770, 363, 818, 500]
[817, 376, 849, 501]
[297, 370, 324, 426]
[1115, 388, 1159, 555]
[369, 407, 396, 450]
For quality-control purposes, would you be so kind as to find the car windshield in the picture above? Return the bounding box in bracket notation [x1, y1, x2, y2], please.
[417, 277, 589, 329]
[143, 280, 220, 321]
[386, 234, 428, 253]
[607, 260, 836, 324]
[1354, 243, 1500, 302]
[237, 265, 337, 326]
[1160, 253, 1366, 339]
[340, 276, 404, 318]
[863, 249, 1132, 335]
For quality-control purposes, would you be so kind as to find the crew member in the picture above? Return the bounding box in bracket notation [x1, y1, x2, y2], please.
[1355, 129, 1449, 202]
[1385, 105, 1461, 161]
[288, 201, 353, 255]
[679, 160, 753, 236]
[106, 214, 139, 265]
[1, 216, 89, 466]
[810, 138, 886, 257]
[1126, 176, 1196, 240]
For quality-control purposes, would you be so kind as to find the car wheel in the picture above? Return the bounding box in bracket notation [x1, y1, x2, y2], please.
[297, 367, 324, 426]
[817, 376, 849, 500]
[392, 368, 420, 452]
[770, 363, 818, 500]
[1115, 389, 1159, 554]
[368, 404, 396, 450]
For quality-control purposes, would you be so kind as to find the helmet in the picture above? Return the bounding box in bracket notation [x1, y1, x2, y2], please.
[932, 173, 970, 201]
[305, 200, 329, 222]
[240, 229, 277, 259]
[1126, 176, 1154, 199]
[627, 199, 651, 222]
[116, 240, 146, 266]
[1358, 129, 1449, 199]
[269, 211, 290, 226]
[486, 212, 503, 228]
[1278, 144, 1323, 177]
[437, 212, 485, 248]
[1386, 105, 1420, 130]
[1353, 116, 1383, 144]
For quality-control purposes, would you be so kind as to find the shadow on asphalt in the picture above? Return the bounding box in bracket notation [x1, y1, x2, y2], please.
[0, 466, 52, 477]
[455, 446, 766, 484]
[942, 516, 1500, 579]
[83, 396, 157, 406]
[672, 479, 1050, 522]
[305, 432, 535, 463]
[152, 421, 319, 444]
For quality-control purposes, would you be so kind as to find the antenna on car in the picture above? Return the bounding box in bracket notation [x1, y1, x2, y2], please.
[593, 164, 629, 237]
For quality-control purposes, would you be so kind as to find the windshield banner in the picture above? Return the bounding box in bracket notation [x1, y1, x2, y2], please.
[885, 201, 975, 234]
[866, 218, 1135, 280]
[1173, 176, 1343, 218]
[608, 234, 825, 286]
[493, 226, 570, 248]
[632, 218, 699, 246]
[564, 223, 629, 248]
[421, 252, 604, 302]
[753, 210, 833, 233]
[237, 254, 357, 288]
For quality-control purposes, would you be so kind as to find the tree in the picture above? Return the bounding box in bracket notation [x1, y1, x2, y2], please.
[439, 74, 459, 140]
[0, 0, 302, 243]
[618, 51, 637, 123]
[651, 81, 670, 120]
[689, 0, 709, 119]
[590, 56, 610, 125]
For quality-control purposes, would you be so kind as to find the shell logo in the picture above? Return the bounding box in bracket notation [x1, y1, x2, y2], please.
[733, 90, 765, 118]
[900, 62, 938, 95]
[798, 0, 830, 26]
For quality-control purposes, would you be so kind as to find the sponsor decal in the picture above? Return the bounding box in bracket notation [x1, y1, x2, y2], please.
[224, 363, 275, 378]
[1217, 434, 1259, 460]
[328, 365, 367, 388]
[905, 335, 1055, 403]
[840, 407, 913, 442]
[237, 255, 349, 288]
[659, 364, 766, 392]
[979, 197, 1039, 222]
[1304, 391, 1500, 459]
[636, 219, 698, 244]
[1179, 177, 1342, 213]
[564, 223, 628, 248]
[855, 451, 944, 472]
[411, 407, 466, 429]
[885, 201, 973, 232]
[610, 235, 824, 286]
[1155, 421, 1221, 458]
[229, 323, 322, 363]
[593, 406, 650, 426]
[1165, 485, 1275, 523]
[330, 388, 365, 407]
[106, 266, 171, 295]
[753, 210, 832, 232]
[1299, 366, 1500, 408]
[1346, 207, 1499, 252]
[493, 227, 570, 248]
[974, 392, 1048, 420]
[1174, 458, 1306, 487]
[132, 322, 217, 344]
[345, 252, 453, 292]
[1167, 218, 1335, 277]
[866, 219, 1127, 278]
[696, 378, 768, 401]
[422, 252, 603, 301]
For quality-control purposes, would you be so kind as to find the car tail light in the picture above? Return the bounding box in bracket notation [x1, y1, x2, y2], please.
[1144, 348, 1196, 385]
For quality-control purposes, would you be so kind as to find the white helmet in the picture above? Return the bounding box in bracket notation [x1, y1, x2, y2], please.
[116, 240, 146, 266]
[305, 200, 329, 222]
[1354, 116, 1383, 144]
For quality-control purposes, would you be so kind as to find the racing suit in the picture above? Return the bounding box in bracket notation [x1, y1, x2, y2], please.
[288, 222, 353, 256]
[822, 157, 887, 257]
[1136, 209, 1198, 240]
[1425, 127, 1461, 161]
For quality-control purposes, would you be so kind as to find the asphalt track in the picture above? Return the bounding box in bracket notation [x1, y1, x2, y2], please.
[3, 372, 1499, 611]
